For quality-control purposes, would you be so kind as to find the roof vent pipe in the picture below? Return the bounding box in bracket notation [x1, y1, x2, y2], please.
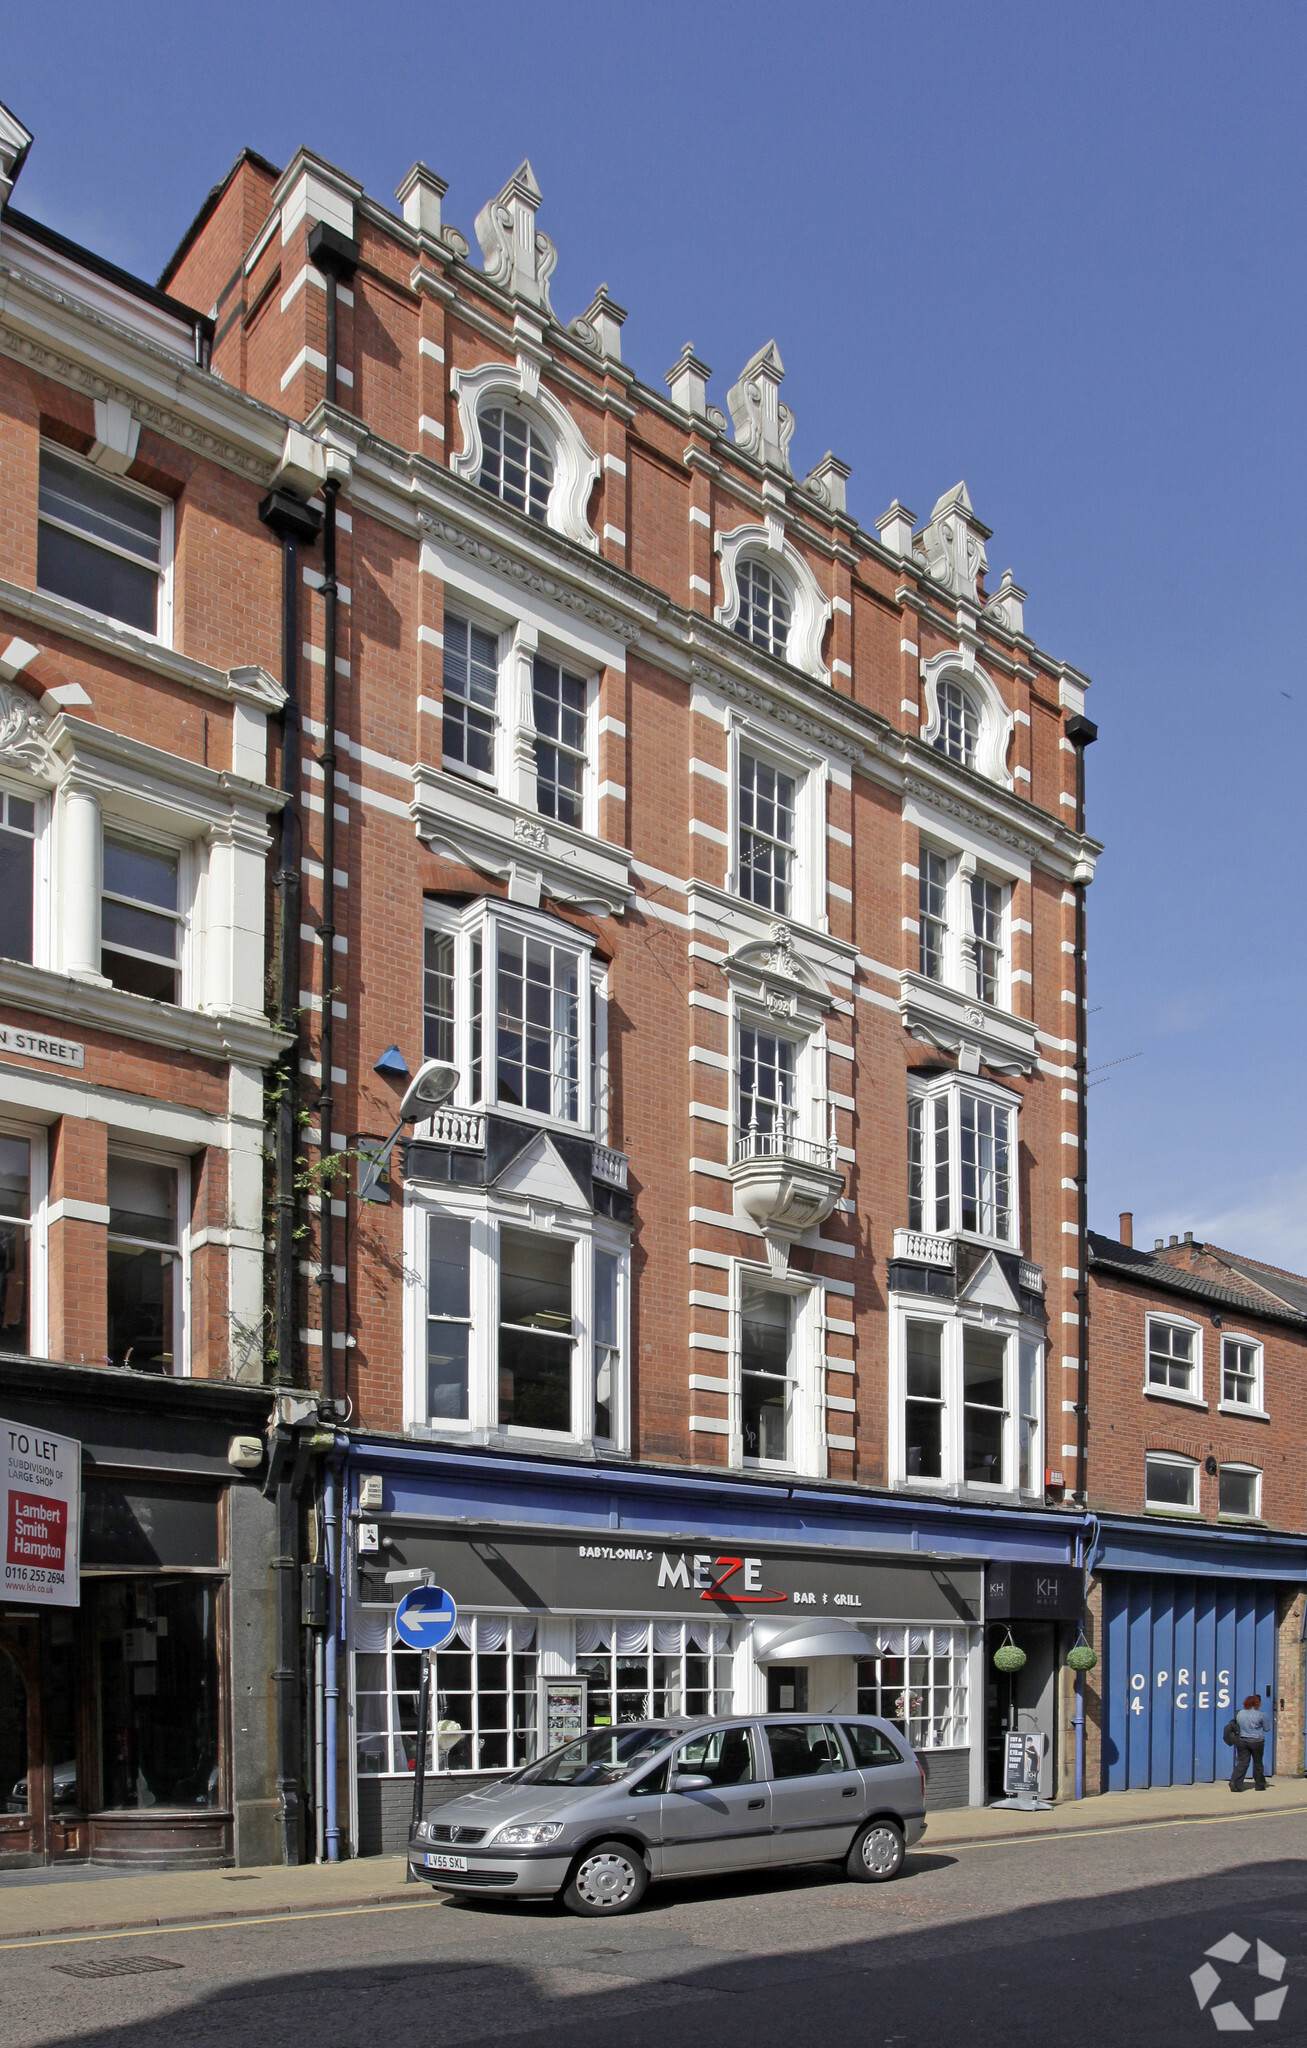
[1119, 1212, 1132, 1247]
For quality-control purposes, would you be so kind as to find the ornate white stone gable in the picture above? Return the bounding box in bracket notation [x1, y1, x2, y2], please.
[492, 1130, 589, 1212]
[914, 483, 991, 602]
[474, 161, 557, 314]
[716, 521, 833, 684]
[920, 648, 1015, 792]
[726, 342, 794, 474]
[720, 922, 833, 1031]
[449, 359, 601, 554]
[958, 1251, 1022, 1314]
[0, 680, 56, 777]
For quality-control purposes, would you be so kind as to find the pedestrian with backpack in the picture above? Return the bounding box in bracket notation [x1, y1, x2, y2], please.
[1228, 1695, 1270, 1792]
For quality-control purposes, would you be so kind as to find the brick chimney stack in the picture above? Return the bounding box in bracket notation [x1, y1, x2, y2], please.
[1119, 1211, 1133, 1247]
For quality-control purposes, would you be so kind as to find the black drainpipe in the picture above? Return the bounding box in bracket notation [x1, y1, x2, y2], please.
[1066, 712, 1097, 1502]
[258, 489, 322, 1385]
[307, 222, 358, 1406]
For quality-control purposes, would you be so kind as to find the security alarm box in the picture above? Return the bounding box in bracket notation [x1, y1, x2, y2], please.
[359, 1474, 384, 1512]
[356, 1522, 380, 1554]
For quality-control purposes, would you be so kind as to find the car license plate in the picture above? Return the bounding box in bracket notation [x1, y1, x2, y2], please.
[425, 1852, 467, 1873]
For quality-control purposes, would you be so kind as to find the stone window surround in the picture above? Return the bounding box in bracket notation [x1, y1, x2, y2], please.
[886, 1295, 1045, 1501]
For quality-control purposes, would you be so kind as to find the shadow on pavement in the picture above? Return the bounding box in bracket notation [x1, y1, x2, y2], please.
[22, 1848, 1307, 2048]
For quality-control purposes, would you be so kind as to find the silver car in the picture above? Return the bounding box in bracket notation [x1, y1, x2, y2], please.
[409, 1714, 927, 1916]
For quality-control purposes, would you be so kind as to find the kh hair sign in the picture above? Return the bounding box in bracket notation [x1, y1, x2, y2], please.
[2, 1417, 81, 1607]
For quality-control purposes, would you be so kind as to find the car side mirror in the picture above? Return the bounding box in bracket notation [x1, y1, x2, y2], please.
[673, 1772, 713, 1794]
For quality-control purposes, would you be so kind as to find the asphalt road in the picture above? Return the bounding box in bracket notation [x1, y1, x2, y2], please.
[6, 1808, 1307, 2048]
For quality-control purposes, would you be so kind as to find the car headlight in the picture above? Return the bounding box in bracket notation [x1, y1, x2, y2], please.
[489, 1821, 565, 1847]
[413, 1820, 435, 1842]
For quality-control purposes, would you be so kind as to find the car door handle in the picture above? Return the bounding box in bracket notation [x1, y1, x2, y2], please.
[747, 1799, 765, 1810]
[842, 1787, 858, 1797]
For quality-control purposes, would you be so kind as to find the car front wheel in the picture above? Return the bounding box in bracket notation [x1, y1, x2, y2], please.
[562, 1839, 648, 1917]
[847, 1818, 905, 1883]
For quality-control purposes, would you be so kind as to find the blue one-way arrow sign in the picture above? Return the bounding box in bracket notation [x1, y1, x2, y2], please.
[395, 1584, 458, 1651]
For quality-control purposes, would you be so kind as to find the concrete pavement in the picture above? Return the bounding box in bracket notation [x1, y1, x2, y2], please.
[3, 1775, 1305, 1942]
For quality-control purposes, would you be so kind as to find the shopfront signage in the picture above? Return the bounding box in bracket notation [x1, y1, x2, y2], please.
[2, 1416, 80, 1607]
[360, 1525, 982, 1625]
[0, 1024, 84, 1069]
[985, 1561, 1083, 1623]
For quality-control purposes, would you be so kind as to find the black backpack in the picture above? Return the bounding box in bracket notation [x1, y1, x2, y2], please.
[1223, 1717, 1240, 1746]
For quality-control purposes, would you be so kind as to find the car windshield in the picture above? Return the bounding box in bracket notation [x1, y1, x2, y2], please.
[515, 1726, 678, 1786]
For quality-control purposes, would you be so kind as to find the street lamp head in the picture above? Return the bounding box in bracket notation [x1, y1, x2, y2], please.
[399, 1058, 459, 1122]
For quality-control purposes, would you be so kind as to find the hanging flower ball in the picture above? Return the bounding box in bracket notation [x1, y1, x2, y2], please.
[993, 1642, 1027, 1673]
[1067, 1644, 1098, 1672]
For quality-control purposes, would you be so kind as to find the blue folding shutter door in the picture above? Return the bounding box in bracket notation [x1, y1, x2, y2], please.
[1103, 1574, 1278, 1790]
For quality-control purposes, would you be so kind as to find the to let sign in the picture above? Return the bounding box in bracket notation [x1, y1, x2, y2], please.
[2, 1417, 80, 1606]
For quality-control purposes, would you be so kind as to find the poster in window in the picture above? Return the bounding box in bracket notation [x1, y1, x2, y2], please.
[543, 1678, 587, 1752]
[2, 1415, 80, 1607]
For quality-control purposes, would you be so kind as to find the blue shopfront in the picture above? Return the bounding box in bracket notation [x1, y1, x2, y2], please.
[322, 1439, 1089, 1855]
[1093, 1519, 1307, 1792]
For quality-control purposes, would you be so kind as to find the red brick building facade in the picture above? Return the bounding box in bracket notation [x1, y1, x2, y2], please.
[162, 145, 1098, 1496]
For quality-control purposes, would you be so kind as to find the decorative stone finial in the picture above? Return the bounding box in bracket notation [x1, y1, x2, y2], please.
[726, 341, 794, 474]
[914, 482, 992, 602]
[806, 452, 850, 515]
[396, 162, 448, 241]
[984, 569, 1026, 636]
[666, 343, 712, 419]
[474, 160, 556, 313]
[571, 284, 627, 362]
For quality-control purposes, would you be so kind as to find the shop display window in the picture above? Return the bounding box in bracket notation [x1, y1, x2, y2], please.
[354, 1613, 538, 1777]
[575, 1618, 733, 1724]
[89, 1577, 220, 1809]
[856, 1625, 968, 1750]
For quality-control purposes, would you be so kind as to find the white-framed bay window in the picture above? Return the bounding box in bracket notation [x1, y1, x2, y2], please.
[907, 1073, 1021, 1248]
[891, 1308, 1043, 1498]
[422, 899, 603, 1132]
[405, 1190, 629, 1448]
[726, 713, 827, 932]
[731, 1262, 822, 1474]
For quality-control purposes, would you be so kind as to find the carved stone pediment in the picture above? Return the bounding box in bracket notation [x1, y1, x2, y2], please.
[473, 160, 557, 314]
[720, 922, 832, 1028]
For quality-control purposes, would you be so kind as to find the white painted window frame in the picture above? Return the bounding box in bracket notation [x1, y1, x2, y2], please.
[107, 1140, 191, 1378]
[732, 999, 826, 1158]
[1144, 1449, 1201, 1515]
[729, 1257, 823, 1478]
[888, 1304, 1035, 1499]
[36, 438, 175, 649]
[0, 1117, 48, 1360]
[1218, 1331, 1266, 1418]
[1144, 1311, 1204, 1407]
[725, 710, 828, 934]
[1217, 1462, 1262, 1521]
[0, 778, 53, 972]
[402, 1185, 629, 1451]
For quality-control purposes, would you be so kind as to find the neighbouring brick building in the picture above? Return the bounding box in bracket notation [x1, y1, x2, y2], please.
[1073, 1219, 1307, 1797]
[0, 97, 309, 1870]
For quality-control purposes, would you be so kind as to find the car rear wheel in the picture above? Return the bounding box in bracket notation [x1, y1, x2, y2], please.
[562, 1839, 648, 1917]
[847, 1818, 905, 1883]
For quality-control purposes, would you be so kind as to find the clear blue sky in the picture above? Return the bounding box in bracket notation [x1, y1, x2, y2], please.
[6, 3, 1303, 1263]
